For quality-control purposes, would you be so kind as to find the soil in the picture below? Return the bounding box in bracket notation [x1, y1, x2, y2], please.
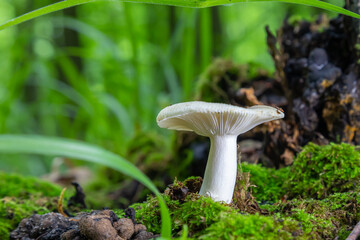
[10, 210, 157, 240]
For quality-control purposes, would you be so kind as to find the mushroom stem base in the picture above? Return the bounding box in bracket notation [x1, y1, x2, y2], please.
[199, 135, 238, 203]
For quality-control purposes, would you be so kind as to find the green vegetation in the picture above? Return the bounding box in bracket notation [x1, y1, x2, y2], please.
[0, 172, 61, 239]
[132, 171, 360, 239]
[0, 196, 59, 239]
[0, 135, 172, 237]
[1, 142, 360, 239]
[286, 142, 360, 199]
[0, 0, 358, 33]
[1, 0, 360, 238]
[132, 194, 304, 239]
[0, 172, 61, 198]
[0, 1, 340, 176]
[263, 191, 360, 239]
[241, 143, 360, 202]
[240, 162, 289, 202]
[85, 131, 174, 209]
[199, 213, 301, 240]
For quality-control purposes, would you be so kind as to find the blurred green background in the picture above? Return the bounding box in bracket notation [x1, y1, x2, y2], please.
[0, 0, 342, 177]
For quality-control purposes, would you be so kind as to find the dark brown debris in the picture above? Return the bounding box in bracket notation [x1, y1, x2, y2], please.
[10, 210, 156, 240]
[164, 177, 203, 202]
[125, 207, 137, 225]
[233, 171, 268, 215]
[183, 177, 202, 193]
[67, 182, 87, 209]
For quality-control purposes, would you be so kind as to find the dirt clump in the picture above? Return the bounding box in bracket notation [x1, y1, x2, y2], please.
[10, 210, 156, 240]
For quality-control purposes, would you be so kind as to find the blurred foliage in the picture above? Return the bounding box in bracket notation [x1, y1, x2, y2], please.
[0, 0, 340, 176]
[84, 131, 174, 208]
[0, 172, 61, 198]
[286, 142, 360, 199]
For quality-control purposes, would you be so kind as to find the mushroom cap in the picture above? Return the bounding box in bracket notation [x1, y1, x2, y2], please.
[156, 101, 284, 137]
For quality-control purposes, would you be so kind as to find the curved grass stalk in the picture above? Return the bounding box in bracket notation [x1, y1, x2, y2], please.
[0, 134, 171, 238]
[0, 0, 359, 31]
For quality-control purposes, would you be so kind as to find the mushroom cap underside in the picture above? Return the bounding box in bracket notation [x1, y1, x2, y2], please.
[157, 101, 284, 137]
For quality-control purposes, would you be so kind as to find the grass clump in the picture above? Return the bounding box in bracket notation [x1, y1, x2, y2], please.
[0, 172, 62, 239]
[286, 142, 360, 199]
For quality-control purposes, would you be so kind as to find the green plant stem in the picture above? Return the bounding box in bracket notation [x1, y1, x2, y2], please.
[200, 8, 212, 71]
[0, 134, 171, 237]
[182, 8, 197, 100]
[123, 3, 142, 121]
[1, 0, 360, 31]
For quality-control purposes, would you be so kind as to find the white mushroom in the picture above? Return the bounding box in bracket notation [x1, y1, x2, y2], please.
[156, 101, 284, 203]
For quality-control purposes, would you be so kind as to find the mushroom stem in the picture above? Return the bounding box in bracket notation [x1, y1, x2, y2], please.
[199, 135, 237, 203]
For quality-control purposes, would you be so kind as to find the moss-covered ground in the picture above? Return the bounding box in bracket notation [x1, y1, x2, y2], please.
[131, 142, 360, 239]
[1, 142, 360, 239]
[0, 172, 62, 239]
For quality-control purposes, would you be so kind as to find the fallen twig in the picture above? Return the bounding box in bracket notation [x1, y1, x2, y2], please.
[58, 188, 68, 217]
[346, 221, 360, 240]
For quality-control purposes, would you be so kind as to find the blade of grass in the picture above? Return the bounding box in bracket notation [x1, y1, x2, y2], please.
[0, 134, 171, 237]
[0, 0, 359, 32]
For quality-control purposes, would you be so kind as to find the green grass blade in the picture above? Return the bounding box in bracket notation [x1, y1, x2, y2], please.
[0, 134, 171, 237]
[0, 0, 359, 31]
[0, 0, 96, 31]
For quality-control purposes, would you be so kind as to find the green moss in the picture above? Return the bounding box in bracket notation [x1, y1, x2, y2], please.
[263, 191, 360, 239]
[199, 212, 302, 240]
[0, 172, 61, 198]
[0, 172, 62, 239]
[0, 196, 59, 239]
[240, 162, 289, 202]
[286, 142, 360, 199]
[132, 194, 306, 239]
[112, 209, 125, 218]
[172, 196, 234, 236]
[133, 143, 360, 239]
[131, 195, 179, 233]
